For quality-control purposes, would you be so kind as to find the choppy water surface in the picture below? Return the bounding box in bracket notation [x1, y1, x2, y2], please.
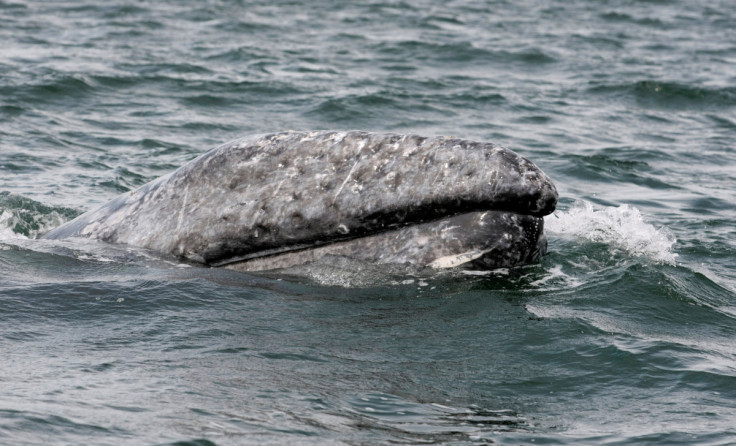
[2, 1, 735, 444]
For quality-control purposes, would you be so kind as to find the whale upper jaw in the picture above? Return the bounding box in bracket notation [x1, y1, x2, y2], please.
[42, 131, 557, 271]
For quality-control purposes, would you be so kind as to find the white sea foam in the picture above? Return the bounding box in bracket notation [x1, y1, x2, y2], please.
[545, 200, 678, 265]
[528, 264, 584, 290]
[0, 210, 29, 241]
[0, 204, 76, 241]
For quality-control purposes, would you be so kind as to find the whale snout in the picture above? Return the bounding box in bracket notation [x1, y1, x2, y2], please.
[531, 173, 558, 216]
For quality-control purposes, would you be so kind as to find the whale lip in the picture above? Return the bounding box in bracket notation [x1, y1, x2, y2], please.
[42, 131, 557, 270]
[221, 210, 548, 272]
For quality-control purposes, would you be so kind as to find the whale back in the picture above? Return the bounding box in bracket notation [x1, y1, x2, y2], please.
[43, 131, 557, 264]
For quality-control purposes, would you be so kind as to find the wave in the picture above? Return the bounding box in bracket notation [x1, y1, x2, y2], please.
[545, 200, 677, 265]
[342, 393, 526, 442]
[372, 39, 557, 66]
[0, 192, 79, 240]
[588, 80, 736, 109]
[1, 74, 97, 105]
[599, 11, 668, 28]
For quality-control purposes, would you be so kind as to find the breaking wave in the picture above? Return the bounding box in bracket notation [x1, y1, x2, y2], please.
[545, 200, 677, 265]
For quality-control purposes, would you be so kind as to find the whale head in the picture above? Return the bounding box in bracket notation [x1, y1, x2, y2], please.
[43, 131, 557, 271]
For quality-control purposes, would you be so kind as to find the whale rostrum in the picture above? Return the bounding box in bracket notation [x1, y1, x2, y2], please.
[42, 131, 558, 271]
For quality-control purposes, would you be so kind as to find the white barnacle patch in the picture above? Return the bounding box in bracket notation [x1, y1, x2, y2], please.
[314, 172, 330, 190]
[237, 152, 265, 168]
[274, 133, 291, 141]
[300, 131, 320, 141]
[337, 224, 349, 234]
[291, 166, 303, 179]
[349, 180, 363, 194]
[329, 132, 348, 143]
[428, 249, 491, 269]
[414, 235, 429, 247]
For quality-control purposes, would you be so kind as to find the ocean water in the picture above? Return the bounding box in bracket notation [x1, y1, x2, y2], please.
[1, 0, 735, 444]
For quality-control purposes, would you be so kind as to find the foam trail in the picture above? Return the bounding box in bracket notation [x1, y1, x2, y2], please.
[545, 200, 677, 264]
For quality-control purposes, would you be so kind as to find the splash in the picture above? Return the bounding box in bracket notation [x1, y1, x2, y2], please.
[0, 192, 80, 240]
[545, 200, 678, 264]
[0, 209, 27, 240]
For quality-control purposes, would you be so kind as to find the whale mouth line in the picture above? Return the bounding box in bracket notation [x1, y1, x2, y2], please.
[213, 209, 546, 272]
[207, 201, 546, 268]
[205, 210, 503, 268]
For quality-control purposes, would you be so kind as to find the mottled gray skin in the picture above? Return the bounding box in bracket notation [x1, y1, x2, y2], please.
[43, 131, 557, 270]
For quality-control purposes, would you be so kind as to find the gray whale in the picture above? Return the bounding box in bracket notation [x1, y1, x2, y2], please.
[43, 131, 558, 271]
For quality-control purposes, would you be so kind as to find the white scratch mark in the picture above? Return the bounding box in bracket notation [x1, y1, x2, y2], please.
[333, 156, 361, 203]
[176, 186, 189, 231]
[272, 178, 287, 197]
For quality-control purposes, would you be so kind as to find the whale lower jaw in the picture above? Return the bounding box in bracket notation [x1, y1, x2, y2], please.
[222, 210, 546, 273]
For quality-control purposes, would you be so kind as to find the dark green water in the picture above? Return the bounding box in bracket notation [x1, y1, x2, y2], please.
[1, 1, 735, 444]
